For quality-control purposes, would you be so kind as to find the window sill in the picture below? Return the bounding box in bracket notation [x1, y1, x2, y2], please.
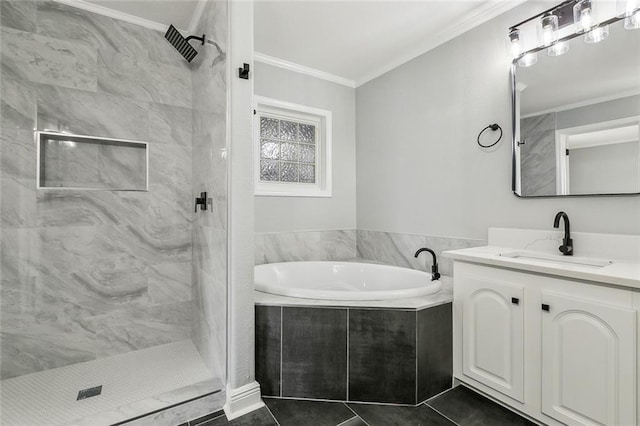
[255, 188, 332, 198]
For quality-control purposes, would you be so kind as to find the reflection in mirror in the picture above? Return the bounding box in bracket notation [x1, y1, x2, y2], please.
[513, 18, 640, 197]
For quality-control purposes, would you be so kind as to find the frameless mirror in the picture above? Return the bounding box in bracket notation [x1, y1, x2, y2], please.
[512, 18, 640, 197]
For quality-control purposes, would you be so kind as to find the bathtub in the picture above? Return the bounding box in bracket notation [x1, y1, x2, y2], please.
[254, 261, 442, 301]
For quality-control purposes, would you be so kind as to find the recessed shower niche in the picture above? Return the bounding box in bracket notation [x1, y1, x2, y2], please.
[36, 131, 149, 191]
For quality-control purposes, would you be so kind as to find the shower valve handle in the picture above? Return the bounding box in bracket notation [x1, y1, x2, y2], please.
[195, 192, 208, 212]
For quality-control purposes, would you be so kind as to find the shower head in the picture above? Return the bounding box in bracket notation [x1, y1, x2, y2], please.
[164, 24, 205, 63]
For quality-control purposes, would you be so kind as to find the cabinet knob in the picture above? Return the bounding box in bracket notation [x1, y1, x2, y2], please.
[511, 297, 519, 305]
[542, 303, 550, 312]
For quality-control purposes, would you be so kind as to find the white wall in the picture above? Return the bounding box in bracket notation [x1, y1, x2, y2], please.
[356, 1, 640, 240]
[254, 62, 357, 233]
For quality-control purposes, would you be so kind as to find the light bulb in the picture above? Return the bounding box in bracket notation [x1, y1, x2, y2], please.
[539, 14, 559, 47]
[585, 25, 609, 43]
[574, 0, 595, 32]
[580, 10, 593, 30]
[517, 52, 538, 67]
[509, 29, 521, 58]
[624, 10, 640, 29]
[617, 0, 639, 17]
[548, 41, 570, 56]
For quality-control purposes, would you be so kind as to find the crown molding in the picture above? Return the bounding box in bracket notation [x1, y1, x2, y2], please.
[254, 52, 356, 88]
[355, 0, 527, 86]
[187, 0, 208, 34]
[52, 0, 182, 33]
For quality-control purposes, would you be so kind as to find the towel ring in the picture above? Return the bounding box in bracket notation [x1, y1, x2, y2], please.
[477, 123, 502, 148]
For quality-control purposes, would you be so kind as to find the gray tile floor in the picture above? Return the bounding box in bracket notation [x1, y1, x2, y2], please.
[182, 385, 536, 426]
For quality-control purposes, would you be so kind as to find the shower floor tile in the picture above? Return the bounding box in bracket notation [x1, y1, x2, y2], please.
[0, 340, 221, 426]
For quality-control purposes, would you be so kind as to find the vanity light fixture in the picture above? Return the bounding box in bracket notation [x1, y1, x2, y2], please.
[574, 0, 596, 32]
[509, 0, 626, 65]
[625, 10, 640, 28]
[584, 24, 610, 42]
[548, 40, 570, 56]
[509, 28, 522, 58]
[539, 13, 559, 47]
[574, 0, 610, 42]
[617, 0, 640, 29]
[517, 52, 538, 67]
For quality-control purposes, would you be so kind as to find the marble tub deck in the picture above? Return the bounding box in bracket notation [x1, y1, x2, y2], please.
[254, 276, 453, 309]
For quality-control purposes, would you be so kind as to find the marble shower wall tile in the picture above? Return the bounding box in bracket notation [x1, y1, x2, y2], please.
[149, 103, 193, 149]
[97, 47, 192, 108]
[1, 0, 36, 32]
[1, 25, 97, 91]
[36, 84, 149, 140]
[1, 76, 37, 181]
[40, 137, 101, 188]
[0, 0, 208, 381]
[0, 301, 192, 379]
[148, 262, 192, 304]
[34, 189, 149, 228]
[356, 230, 429, 271]
[35, 0, 181, 66]
[357, 230, 487, 277]
[0, 327, 96, 379]
[0, 225, 194, 378]
[0, 75, 36, 135]
[1, 178, 36, 228]
[189, 0, 228, 382]
[520, 112, 557, 196]
[255, 229, 357, 265]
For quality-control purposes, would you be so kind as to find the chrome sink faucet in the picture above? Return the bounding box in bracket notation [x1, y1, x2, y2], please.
[414, 248, 441, 281]
[553, 211, 573, 256]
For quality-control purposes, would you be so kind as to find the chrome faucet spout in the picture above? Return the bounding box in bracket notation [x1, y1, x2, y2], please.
[414, 248, 441, 281]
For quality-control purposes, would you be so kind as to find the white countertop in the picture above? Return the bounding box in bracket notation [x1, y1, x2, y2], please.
[444, 246, 640, 289]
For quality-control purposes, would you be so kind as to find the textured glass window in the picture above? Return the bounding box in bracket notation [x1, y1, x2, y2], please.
[259, 116, 316, 184]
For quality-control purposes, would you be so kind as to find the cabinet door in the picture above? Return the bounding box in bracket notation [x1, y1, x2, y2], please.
[460, 276, 525, 402]
[541, 291, 637, 426]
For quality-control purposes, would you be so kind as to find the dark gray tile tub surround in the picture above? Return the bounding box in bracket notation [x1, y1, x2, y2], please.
[282, 307, 348, 400]
[0, 0, 228, 384]
[418, 303, 454, 403]
[255, 304, 282, 397]
[348, 309, 416, 404]
[256, 303, 452, 405]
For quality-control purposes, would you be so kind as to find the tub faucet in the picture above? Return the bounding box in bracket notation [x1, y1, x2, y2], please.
[414, 248, 441, 281]
[553, 211, 573, 256]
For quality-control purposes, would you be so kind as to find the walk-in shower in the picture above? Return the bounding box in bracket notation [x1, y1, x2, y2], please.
[0, 0, 228, 424]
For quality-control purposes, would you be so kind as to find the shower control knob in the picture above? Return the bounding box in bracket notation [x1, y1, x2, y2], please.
[194, 192, 208, 212]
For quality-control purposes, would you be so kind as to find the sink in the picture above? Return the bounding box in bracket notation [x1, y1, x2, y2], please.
[498, 250, 613, 268]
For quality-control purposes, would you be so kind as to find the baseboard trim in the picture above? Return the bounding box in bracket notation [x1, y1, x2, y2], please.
[223, 381, 265, 421]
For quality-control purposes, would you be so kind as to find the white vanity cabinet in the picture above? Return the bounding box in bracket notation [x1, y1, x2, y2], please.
[453, 261, 638, 426]
[540, 291, 637, 425]
[456, 276, 525, 403]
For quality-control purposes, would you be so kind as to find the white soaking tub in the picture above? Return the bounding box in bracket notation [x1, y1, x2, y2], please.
[254, 261, 442, 301]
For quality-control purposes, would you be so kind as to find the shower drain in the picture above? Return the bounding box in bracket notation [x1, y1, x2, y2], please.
[77, 385, 102, 401]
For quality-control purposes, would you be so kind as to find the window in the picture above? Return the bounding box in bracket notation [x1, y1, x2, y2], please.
[254, 96, 332, 197]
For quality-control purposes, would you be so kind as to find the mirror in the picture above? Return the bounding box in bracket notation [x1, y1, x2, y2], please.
[512, 18, 640, 197]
